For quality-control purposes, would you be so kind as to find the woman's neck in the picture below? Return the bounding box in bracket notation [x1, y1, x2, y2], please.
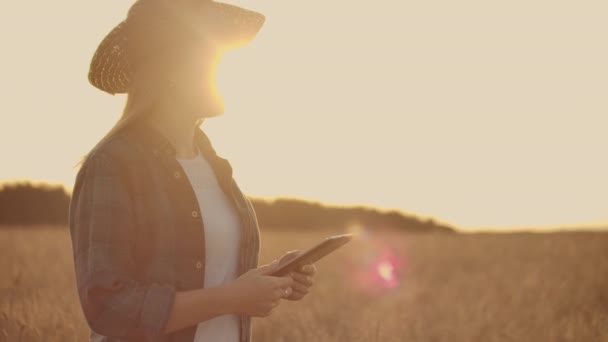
[144, 110, 205, 159]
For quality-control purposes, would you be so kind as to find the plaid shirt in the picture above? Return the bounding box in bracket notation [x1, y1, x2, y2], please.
[69, 121, 261, 342]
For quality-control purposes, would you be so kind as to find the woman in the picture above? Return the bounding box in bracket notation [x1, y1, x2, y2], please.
[69, 1, 316, 341]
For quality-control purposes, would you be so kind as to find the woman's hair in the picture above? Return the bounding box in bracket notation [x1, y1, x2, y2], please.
[74, 61, 169, 169]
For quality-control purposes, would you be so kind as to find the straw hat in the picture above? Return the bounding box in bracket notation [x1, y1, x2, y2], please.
[88, 0, 265, 95]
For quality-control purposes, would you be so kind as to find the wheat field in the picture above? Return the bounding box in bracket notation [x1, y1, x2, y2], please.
[1, 226, 607, 342]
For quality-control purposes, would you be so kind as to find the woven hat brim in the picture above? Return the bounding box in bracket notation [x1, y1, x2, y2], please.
[88, 0, 265, 95]
[88, 21, 132, 95]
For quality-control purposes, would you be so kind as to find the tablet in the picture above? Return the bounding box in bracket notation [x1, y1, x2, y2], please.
[269, 233, 353, 277]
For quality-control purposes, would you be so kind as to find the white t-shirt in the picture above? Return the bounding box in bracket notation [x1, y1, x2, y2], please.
[177, 148, 241, 342]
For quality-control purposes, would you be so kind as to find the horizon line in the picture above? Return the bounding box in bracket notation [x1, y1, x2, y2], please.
[2, 179, 606, 233]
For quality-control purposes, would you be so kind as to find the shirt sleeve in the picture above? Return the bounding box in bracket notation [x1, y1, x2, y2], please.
[68, 151, 176, 341]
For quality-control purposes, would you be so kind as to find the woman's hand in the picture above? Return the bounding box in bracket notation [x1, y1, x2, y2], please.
[225, 260, 293, 317]
[279, 250, 317, 301]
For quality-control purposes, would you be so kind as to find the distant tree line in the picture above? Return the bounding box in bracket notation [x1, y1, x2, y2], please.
[0, 182, 454, 232]
[0, 182, 71, 226]
[249, 197, 453, 233]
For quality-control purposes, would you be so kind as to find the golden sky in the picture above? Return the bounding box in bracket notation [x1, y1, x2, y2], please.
[0, 0, 606, 230]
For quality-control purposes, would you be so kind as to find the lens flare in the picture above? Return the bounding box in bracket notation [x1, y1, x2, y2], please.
[371, 255, 399, 289]
[344, 222, 407, 294]
[377, 260, 395, 283]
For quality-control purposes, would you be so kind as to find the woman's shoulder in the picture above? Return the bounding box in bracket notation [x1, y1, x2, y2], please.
[76, 131, 141, 182]
[86, 127, 144, 165]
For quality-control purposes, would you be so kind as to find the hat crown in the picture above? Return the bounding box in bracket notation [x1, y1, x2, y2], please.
[88, 0, 265, 95]
[125, 0, 203, 66]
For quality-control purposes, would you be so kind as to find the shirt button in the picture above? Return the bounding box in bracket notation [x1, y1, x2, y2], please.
[174, 171, 181, 179]
[195, 261, 203, 269]
[191, 210, 199, 218]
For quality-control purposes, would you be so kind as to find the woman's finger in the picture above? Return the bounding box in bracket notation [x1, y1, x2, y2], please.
[299, 263, 317, 275]
[290, 272, 314, 286]
[287, 290, 307, 301]
[290, 281, 310, 293]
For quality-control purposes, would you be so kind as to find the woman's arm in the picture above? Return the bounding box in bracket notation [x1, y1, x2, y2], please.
[70, 152, 176, 341]
[164, 261, 293, 334]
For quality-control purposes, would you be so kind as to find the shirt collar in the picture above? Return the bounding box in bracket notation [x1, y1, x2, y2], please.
[127, 120, 234, 180]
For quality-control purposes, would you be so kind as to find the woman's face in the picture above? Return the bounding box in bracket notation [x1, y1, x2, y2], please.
[165, 47, 225, 120]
